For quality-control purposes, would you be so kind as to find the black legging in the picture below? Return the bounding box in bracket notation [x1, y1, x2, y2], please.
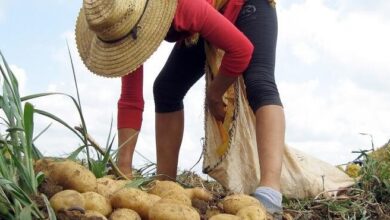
[154, 0, 282, 113]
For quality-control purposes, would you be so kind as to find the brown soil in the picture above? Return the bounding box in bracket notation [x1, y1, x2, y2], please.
[38, 178, 63, 199]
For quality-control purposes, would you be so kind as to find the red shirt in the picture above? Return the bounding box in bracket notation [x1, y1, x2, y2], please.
[118, 0, 251, 129]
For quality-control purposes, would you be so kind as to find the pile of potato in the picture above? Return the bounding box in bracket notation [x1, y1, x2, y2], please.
[35, 159, 269, 220]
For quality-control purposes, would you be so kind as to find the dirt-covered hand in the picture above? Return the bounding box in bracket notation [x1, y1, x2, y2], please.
[206, 89, 226, 122]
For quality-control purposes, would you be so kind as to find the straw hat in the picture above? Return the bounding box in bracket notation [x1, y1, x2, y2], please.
[75, 0, 178, 77]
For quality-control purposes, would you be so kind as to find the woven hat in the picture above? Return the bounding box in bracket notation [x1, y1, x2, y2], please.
[75, 0, 178, 77]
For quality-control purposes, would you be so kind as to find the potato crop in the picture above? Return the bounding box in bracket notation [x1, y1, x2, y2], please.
[109, 208, 141, 220]
[185, 187, 213, 201]
[209, 214, 240, 220]
[148, 202, 201, 220]
[159, 190, 192, 206]
[222, 194, 263, 214]
[84, 210, 108, 220]
[148, 180, 213, 201]
[40, 166, 272, 220]
[147, 180, 186, 196]
[49, 190, 85, 213]
[96, 177, 129, 199]
[35, 159, 97, 192]
[236, 205, 267, 220]
[82, 191, 112, 216]
[110, 187, 157, 219]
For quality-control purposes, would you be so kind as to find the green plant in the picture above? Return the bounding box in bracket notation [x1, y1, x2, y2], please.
[0, 51, 54, 219]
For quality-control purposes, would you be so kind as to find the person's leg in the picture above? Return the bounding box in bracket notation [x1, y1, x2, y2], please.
[236, 0, 284, 213]
[117, 68, 144, 178]
[153, 40, 206, 180]
[117, 128, 139, 177]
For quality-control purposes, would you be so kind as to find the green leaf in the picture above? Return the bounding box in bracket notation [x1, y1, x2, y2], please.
[67, 145, 86, 160]
[19, 205, 33, 220]
[89, 160, 107, 178]
[124, 177, 154, 189]
[36, 172, 45, 186]
[31, 144, 43, 160]
[42, 194, 57, 220]
[23, 102, 34, 149]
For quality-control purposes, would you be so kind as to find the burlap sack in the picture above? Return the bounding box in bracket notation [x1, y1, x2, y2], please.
[203, 77, 260, 194]
[203, 75, 355, 198]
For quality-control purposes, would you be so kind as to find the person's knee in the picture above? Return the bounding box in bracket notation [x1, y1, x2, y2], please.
[153, 79, 184, 113]
[245, 81, 282, 112]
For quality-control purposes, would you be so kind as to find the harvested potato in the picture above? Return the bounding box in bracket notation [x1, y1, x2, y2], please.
[148, 202, 200, 220]
[82, 192, 112, 216]
[185, 187, 213, 201]
[96, 178, 116, 198]
[47, 160, 97, 192]
[236, 205, 267, 220]
[159, 190, 192, 206]
[96, 178, 129, 199]
[109, 208, 141, 220]
[50, 190, 85, 213]
[34, 158, 55, 175]
[114, 180, 129, 190]
[147, 180, 185, 196]
[148, 194, 162, 204]
[84, 210, 108, 220]
[205, 207, 221, 219]
[222, 194, 261, 214]
[209, 214, 240, 220]
[111, 187, 155, 219]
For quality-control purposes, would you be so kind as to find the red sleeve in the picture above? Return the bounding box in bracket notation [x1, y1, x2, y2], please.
[117, 66, 144, 130]
[173, 0, 253, 76]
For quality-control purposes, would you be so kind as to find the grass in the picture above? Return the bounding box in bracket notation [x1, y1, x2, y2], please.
[0, 51, 51, 219]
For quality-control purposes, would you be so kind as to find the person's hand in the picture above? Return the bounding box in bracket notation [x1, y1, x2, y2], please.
[206, 89, 226, 122]
[206, 74, 238, 121]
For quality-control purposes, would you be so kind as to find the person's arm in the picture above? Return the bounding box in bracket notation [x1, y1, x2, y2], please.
[173, 0, 253, 120]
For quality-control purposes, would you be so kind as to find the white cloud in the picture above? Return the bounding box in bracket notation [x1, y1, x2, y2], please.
[278, 0, 390, 76]
[291, 42, 319, 64]
[274, 0, 390, 166]
[280, 79, 390, 164]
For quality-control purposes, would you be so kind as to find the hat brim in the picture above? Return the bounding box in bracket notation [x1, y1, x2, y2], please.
[76, 0, 178, 78]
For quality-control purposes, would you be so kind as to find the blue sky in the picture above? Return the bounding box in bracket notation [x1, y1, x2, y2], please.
[1, 0, 390, 173]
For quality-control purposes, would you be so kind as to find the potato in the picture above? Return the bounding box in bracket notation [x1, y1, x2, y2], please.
[50, 190, 85, 213]
[96, 178, 129, 199]
[84, 210, 108, 220]
[148, 194, 162, 203]
[147, 180, 185, 196]
[82, 192, 112, 216]
[222, 194, 261, 214]
[209, 214, 240, 220]
[109, 208, 141, 220]
[96, 178, 116, 198]
[34, 158, 55, 174]
[205, 208, 221, 219]
[48, 160, 97, 192]
[148, 202, 200, 220]
[185, 187, 213, 201]
[110, 187, 155, 219]
[159, 190, 192, 206]
[236, 205, 267, 220]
